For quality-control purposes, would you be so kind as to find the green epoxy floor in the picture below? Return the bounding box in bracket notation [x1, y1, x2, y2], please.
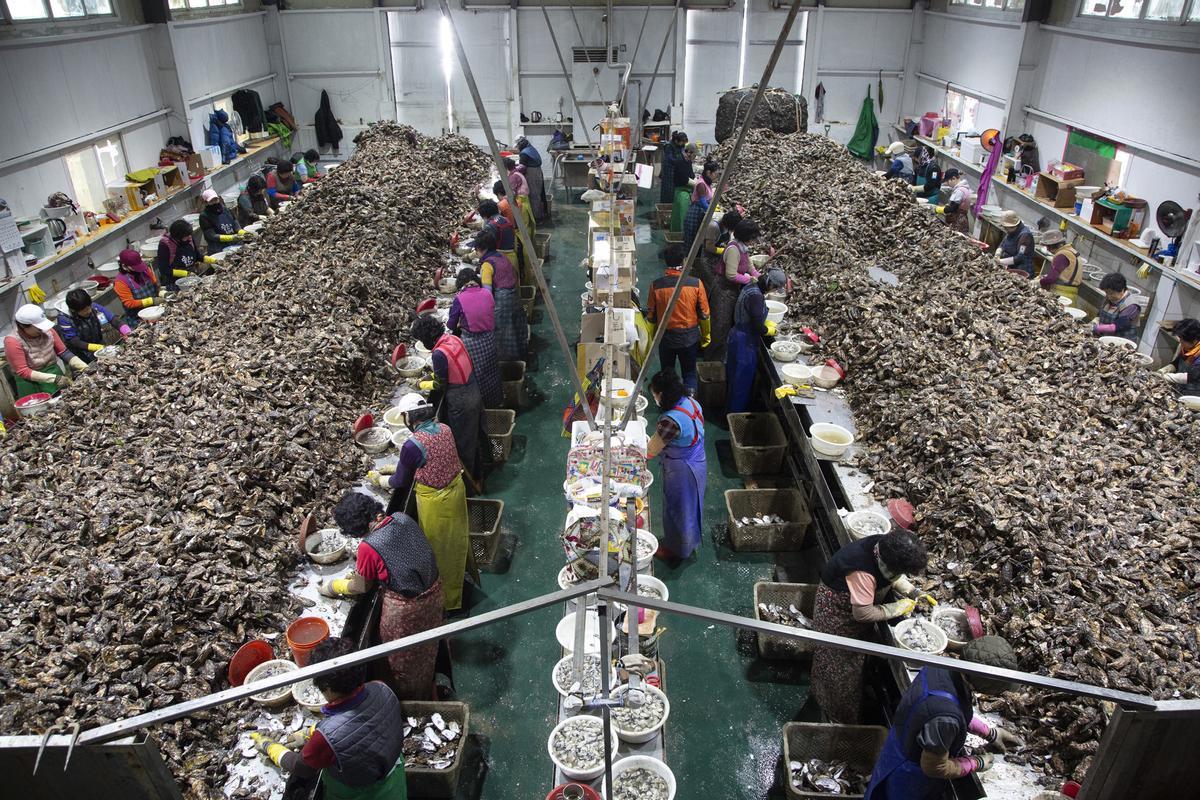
[451, 188, 815, 799]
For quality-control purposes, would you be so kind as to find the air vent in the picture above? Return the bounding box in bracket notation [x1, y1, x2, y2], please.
[572, 47, 619, 64]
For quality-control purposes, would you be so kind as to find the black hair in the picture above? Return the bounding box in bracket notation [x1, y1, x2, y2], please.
[503, 157, 517, 172]
[878, 530, 928, 576]
[411, 314, 446, 349]
[169, 219, 193, 240]
[310, 636, 366, 697]
[456, 267, 481, 291]
[1099, 272, 1127, 293]
[670, 131, 688, 145]
[66, 288, 92, 313]
[246, 175, 266, 193]
[515, 136, 529, 150]
[277, 160, 294, 174]
[719, 210, 742, 232]
[290, 152, 303, 164]
[332, 491, 383, 537]
[1174, 318, 1200, 344]
[492, 180, 507, 198]
[473, 228, 497, 253]
[405, 402, 436, 428]
[478, 200, 499, 219]
[304, 149, 319, 162]
[702, 160, 720, 177]
[943, 168, 961, 181]
[733, 219, 760, 243]
[661, 244, 684, 269]
[650, 369, 687, 412]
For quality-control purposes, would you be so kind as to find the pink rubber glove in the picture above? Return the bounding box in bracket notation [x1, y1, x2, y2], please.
[1092, 323, 1117, 336]
[734, 272, 753, 285]
[118, 324, 132, 337]
[967, 717, 991, 738]
[751, 269, 762, 279]
[955, 754, 991, 775]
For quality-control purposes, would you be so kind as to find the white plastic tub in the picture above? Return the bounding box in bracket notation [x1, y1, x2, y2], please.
[610, 683, 671, 744]
[547, 716, 620, 781]
[556, 610, 614, 655]
[809, 423, 854, 457]
[765, 300, 787, 325]
[605, 755, 677, 800]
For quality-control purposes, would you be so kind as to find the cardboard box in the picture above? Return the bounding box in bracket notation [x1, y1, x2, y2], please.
[106, 181, 145, 212]
[199, 146, 221, 170]
[160, 164, 187, 193]
[577, 342, 632, 380]
[1049, 160, 1085, 181]
[1034, 172, 1084, 209]
[185, 153, 206, 179]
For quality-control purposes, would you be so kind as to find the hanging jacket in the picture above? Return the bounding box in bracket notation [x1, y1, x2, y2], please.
[315, 91, 343, 149]
[847, 91, 879, 160]
[267, 102, 298, 131]
[206, 110, 243, 164]
[231, 89, 266, 133]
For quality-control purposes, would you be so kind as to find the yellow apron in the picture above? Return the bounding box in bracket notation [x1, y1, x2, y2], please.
[414, 474, 471, 611]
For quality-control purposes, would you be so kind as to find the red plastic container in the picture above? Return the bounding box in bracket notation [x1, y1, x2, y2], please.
[545, 784, 602, 800]
[228, 640, 273, 687]
[286, 617, 330, 666]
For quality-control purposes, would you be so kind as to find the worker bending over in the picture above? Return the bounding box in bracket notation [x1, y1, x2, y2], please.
[112, 249, 162, 327]
[880, 141, 915, 183]
[474, 229, 526, 362]
[934, 169, 972, 235]
[994, 211, 1034, 276]
[267, 160, 302, 204]
[57, 289, 129, 363]
[865, 638, 1023, 799]
[4, 304, 88, 398]
[911, 146, 941, 199]
[251, 637, 408, 799]
[725, 268, 786, 413]
[448, 267, 503, 409]
[1093, 272, 1141, 342]
[645, 245, 711, 394]
[154, 220, 206, 291]
[198, 189, 252, 254]
[1160, 318, 1200, 393]
[237, 175, 274, 226]
[1036, 230, 1082, 301]
[321, 492, 444, 700]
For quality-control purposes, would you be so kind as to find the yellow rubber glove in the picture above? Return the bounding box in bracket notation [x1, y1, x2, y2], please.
[284, 725, 316, 748]
[763, 320, 778, 337]
[917, 593, 938, 608]
[237, 229, 248, 236]
[882, 598, 917, 619]
[250, 733, 290, 768]
[774, 385, 797, 399]
[875, 145, 887, 155]
[419, 379, 435, 392]
[377, 463, 397, 475]
[87, 343, 104, 353]
[28, 283, 46, 303]
[366, 470, 389, 489]
[715, 246, 725, 255]
[172, 269, 190, 278]
[699, 318, 712, 349]
[1137, 262, 1152, 280]
[935, 206, 946, 215]
[140, 297, 156, 308]
[203, 255, 217, 264]
[219, 234, 238, 243]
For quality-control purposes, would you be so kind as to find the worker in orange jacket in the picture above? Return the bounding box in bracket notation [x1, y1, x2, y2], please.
[645, 244, 711, 394]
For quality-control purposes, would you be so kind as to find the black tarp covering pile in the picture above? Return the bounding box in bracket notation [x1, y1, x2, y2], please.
[714, 86, 807, 143]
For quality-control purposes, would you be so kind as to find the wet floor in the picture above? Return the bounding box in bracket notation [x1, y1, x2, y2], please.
[449, 187, 815, 799]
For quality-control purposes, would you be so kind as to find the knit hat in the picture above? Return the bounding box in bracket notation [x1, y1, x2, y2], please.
[962, 635, 1018, 695]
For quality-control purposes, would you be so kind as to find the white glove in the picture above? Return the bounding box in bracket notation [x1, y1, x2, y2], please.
[28, 370, 57, 384]
[891, 575, 916, 598]
[1167, 372, 1188, 384]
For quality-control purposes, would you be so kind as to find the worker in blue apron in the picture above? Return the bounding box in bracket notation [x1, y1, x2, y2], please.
[865, 636, 1023, 799]
[725, 268, 787, 413]
[647, 369, 706, 561]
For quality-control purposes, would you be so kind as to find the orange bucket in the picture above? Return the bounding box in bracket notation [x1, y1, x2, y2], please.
[286, 616, 330, 666]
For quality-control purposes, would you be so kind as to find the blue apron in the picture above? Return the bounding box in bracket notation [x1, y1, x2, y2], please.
[865, 669, 959, 800]
[725, 284, 762, 413]
[661, 397, 706, 559]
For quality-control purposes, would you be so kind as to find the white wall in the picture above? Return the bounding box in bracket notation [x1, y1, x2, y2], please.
[683, 6, 742, 143]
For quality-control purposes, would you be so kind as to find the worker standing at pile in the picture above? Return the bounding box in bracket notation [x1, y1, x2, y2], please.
[374, 400, 476, 612]
[112, 249, 162, 326]
[198, 189, 251, 254]
[237, 175, 275, 226]
[250, 637, 409, 797]
[477, 199, 516, 263]
[646, 369, 706, 562]
[935, 169, 972, 235]
[1160, 318, 1200, 394]
[504, 157, 535, 237]
[710, 216, 760, 363]
[475, 229, 526, 362]
[682, 161, 720, 256]
[4, 304, 88, 398]
[411, 315, 484, 492]
[448, 267, 503, 409]
[994, 211, 1035, 276]
[811, 530, 930, 724]
[1093, 273, 1142, 342]
[154, 219, 204, 291]
[659, 131, 688, 206]
[321, 492, 443, 700]
[864, 638, 1023, 799]
[57, 289, 129, 363]
[515, 136, 547, 222]
[645, 245, 710, 394]
[725, 268, 786, 414]
[1036, 230, 1082, 301]
[669, 144, 698, 233]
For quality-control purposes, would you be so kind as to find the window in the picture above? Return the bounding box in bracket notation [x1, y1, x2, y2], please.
[948, 0, 1026, 10]
[1081, 0, 1195, 20]
[3, 0, 111, 20]
[63, 137, 127, 215]
[945, 90, 980, 133]
[167, 0, 240, 10]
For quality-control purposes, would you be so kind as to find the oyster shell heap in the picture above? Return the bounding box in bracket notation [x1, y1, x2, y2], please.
[718, 130, 1200, 782]
[0, 122, 488, 798]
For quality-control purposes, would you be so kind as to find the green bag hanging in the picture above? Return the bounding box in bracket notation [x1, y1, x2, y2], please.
[846, 87, 879, 161]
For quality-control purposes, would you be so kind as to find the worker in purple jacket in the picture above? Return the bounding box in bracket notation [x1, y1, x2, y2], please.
[448, 267, 502, 409]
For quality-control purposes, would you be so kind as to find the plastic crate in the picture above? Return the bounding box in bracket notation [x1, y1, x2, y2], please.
[782, 722, 887, 800]
[400, 701, 470, 798]
[519, 284, 536, 318]
[655, 203, 672, 228]
[468, 497, 504, 568]
[499, 360, 525, 411]
[697, 361, 725, 412]
[663, 230, 683, 244]
[725, 489, 811, 551]
[728, 412, 788, 475]
[535, 232, 551, 259]
[753, 581, 818, 659]
[483, 408, 516, 462]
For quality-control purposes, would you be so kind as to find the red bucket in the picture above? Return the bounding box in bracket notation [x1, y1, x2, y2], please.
[545, 784, 602, 800]
[228, 640, 273, 687]
[286, 617, 330, 666]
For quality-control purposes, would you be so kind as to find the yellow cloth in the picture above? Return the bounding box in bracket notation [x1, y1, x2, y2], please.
[1051, 285, 1079, 302]
[414, 474, 470, 611]
[125, 167, 161, 183]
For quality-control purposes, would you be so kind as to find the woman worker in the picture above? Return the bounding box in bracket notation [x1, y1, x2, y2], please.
[682, 161, 720, 255]
[112, 248, 162, 327]
[911, 146, 942, 200]
[198, 189, 251, 254]
[659, 131, 688, 205]
[504, 157, 535, 237]
[1036, 230, 1082, 301]
[725, 268, 786, 413]
[250, 637, 408, 797]
[1092, 272, 1142, 342]
[993, 210, 1035, 276]
[448, 267, 503, 409]
[57, 289, 129, 363]
[154, 219, 203, 291]
[811, 530, 930, 723]
[710, 215, 760, 363]
[4, 304, 88, 397]
[475, 228, 526, 362]
[237, 175, 274, 227]
[647, 369, 706, 561]
[319, 492, 443, 699]
[266, 160, 302, 204]
[934, 169, 972, 235]
[411, 315, 485, 492]
[669, 143, 698, 233]
[864, 637, 1023, 799]
[1159, 318, 1200, 394]
[371, 400, 476, 611]
[477, 199, 517, 269]
[515, 136, 547, 222]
